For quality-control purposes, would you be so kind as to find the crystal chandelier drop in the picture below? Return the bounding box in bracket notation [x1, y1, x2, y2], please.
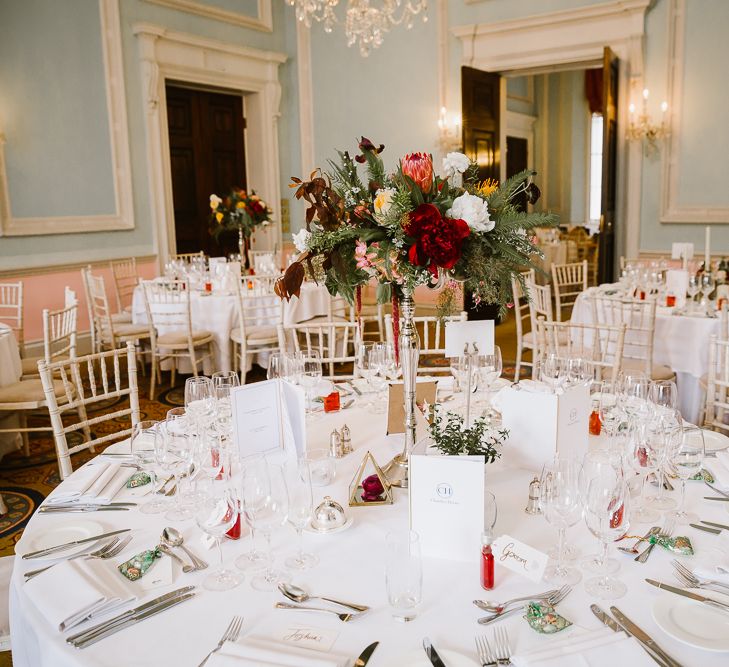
[287, 0, 428, 57]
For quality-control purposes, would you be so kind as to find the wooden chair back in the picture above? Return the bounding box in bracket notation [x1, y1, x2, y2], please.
[0, 282, 24, 356]
[277, 320, 360, 379]
[110, 257, 139, 314]
[551, 260, 588, 321]
[705, 334, 729, 435]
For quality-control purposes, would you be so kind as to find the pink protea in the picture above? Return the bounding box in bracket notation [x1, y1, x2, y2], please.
[401, 152, 433, 194]
[355, 240, 377, 269]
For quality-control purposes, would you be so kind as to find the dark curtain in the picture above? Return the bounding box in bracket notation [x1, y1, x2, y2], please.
[585, 69, 603, 114]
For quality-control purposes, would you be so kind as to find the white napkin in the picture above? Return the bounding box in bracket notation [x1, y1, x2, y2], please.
[510, 628, 655, 667]
[44, 463, 110, 504]
[24, 558, 134, 632]
[207, 638, 348, 667]
[84, 465, 129, 504]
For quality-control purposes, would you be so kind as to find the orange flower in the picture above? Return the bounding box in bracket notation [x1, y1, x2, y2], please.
[401, 152, 433, 194]
[236, 201, 246, 209]
[478, 179, 499, 197]
[215, 212, 223, 223]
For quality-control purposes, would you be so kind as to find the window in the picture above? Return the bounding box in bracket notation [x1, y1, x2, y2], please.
[588, 113, 603, 229]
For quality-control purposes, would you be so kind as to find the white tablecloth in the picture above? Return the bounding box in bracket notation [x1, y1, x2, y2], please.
[572, 288, 720, 423]
[0, 323, 22, 458]
[10, 399, 729, 666]
[131, 282, 342, 373]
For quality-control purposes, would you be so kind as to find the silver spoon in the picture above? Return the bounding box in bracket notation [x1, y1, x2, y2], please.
[157, 543, 190, 571]
[278, 582, 369, 612]
[162, 527, 207, 571]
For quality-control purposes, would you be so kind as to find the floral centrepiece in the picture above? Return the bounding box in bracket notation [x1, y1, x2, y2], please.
[276, 137, 557, 316]
[209, 188, 272, 244]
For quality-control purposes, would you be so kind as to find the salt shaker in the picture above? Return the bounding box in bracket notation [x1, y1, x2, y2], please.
[329, 429, 343, 458]
[525, 476, 541, 514]
[340, 424, 352, 455]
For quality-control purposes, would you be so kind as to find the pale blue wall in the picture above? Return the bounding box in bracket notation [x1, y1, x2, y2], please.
[0, 0, 301, 269]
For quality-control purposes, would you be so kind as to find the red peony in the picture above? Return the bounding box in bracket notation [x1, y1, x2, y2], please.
[401, 152, 434, 194]
[404, 203, 470, 276]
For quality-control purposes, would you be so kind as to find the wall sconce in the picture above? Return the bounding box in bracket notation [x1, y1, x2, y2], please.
[627, 88, 669, 155]
[437, 106, 462, 153]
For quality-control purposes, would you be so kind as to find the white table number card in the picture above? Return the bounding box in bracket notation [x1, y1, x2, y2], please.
[409, 454, 485, 562]
[231, 379, 306, 460]
[492, 534, 548, 583]
[671, 242, 694, 262]
[445, 320, 495, 358]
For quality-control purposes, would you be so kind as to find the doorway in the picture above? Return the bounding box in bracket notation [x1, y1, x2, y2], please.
[165, 83, 247, 256]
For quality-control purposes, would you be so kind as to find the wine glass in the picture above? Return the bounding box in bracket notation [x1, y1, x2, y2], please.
[597, 381, 622, 448]
[355, 342, 376, 402]
[185, 376, 214, 435]
[243, 462, 289, 591]
[478, 346, 502, 420]
[648, 415, 681, 511]
[283, 351, 304, 385]
[566, 357, 593, 388]
[267, 352, 283, 380]
[212, 371, 239, 442]
[541, 353, 566, 394]
[541, 457, 583, 586]
[300, 351, 323, 419]
[583, 468, 629, 600]
[284, 460, 318, 570]
[624, 421, 660, 523]
[134, 420, 170, 515]
[687, 275, 700, 313]
[234, 454, 269, 572]
[700, 273, 715, 314]
[668, 425, 704, 525]
[161, 415, 195, 522]
[194, 480, 242, 591]
[368, 343, 389, 414]
[649, 379, 678, 426]
[619, 375, 651, 421]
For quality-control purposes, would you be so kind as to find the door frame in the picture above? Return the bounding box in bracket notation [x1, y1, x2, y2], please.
[453, 0, 650, 268]
[134, 24, 286, 270]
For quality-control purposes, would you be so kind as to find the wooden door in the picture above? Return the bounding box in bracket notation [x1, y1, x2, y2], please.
[506, 136, 528, 212]
[598, 47, 619, 283]
[166, 84, 247, 256]
[461, 66, 501, 183]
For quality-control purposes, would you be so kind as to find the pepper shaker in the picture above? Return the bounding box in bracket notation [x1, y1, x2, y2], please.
[340, 424, 352, 455]
[525, 476, 541, 514]
[329, 429, 343, 458]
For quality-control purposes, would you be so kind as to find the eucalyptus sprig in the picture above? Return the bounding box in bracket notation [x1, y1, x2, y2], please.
[428, 410, 508, 461]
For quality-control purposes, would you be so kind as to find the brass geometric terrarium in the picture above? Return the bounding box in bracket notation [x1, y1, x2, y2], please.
[348, 450, 394, 507]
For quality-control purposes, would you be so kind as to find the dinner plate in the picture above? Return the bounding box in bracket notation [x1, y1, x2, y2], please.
[703, 429, 729, 453]
[652, 594, 729, 652]
[382, 649, 478, 667]
[23, 519, 104, 558]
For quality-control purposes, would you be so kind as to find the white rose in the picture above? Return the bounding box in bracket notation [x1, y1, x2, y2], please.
[292, 228, 311, 253]
[442, 152, 470, 178]
[209, 194, 222, 210]
[373, 188, 396, 218]
[448, 192, 494, 233]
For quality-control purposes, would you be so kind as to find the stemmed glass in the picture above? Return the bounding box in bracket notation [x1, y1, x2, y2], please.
[284, 460, 318, 570]
[242, 462, 289, 591]
[134, 420, 169, 515]
[541, 353, 566, 394]
[598, 381, 623, 449]
[687, 275, 700, 313]
[478, 346, 502, 421]
[300, 351, 323, 419]
[583, 468, 629, 600]
[624, 421, 660, 523]
[566, 357, 593, 387]
[668, 425, 704, 525]
[267, 353, 283, 380]
[185, 376, 214, 440]
[368, 343, 389, 414]
[541, 457, 584, 585]
[649, 415, 681, 511]
[355, 342, 376, 403]
[235, 454, 269, 572]
[700, 273, 715, 315]
[194, 480, 242, 591]
[619, 375, 651, 422]
[283, 351, 304, 385]
[649, 379, 678, 425]
[161, 414, 195, 522]
[211, 371, 239, 442]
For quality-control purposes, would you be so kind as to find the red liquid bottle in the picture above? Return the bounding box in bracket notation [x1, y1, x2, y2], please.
[226, 501, 242, 540]
[589, 400, 601, 436]
[481, 533, 495, 590]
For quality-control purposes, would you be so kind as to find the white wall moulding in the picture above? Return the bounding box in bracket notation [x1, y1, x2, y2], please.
[0, 255, 158, 280]
[0, 0, 134, 238]
[143, 0, 273, 32]
[133, 23, 286, 268]
[453, 0, 651, 260]
[660, 0, 729, 224]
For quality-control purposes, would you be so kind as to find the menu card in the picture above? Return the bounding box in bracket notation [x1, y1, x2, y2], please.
[409, 453, 485, 562]
[231, 379, 306, 459]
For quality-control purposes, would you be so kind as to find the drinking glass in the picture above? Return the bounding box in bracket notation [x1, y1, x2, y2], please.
[385, 530, 422, 622]
[583, 469, 629, 600]
[700, 273, 715, 314]
[212, 371, 239, 442]
[283, 351, 304, 385]
[300, 351, 323, 418]
[185, 376, 214, 435]
[649, 380, 678, 425]
[368, 343, 389, 413]
[541, 458, 584, 585]
[134, 420, 169, 515]
[284, 460, 318, 570]
[161, 415, 195, 522]
[267, 352, 283, 380]
[566, 357, 593, 387]
[478, 346, 502, 420]
[541, 353, 566, 394]
[243, 463, 289, 591]
[194, 481, 242, 591]
[648, 415, 681, 511]
[668, 425, 704, 525]
[235, 454, 269, 572]
[687, 275, 700, 313]
[619, 376, 651, 421]
[624, 421, 660, 523]
[306, 447, 335, 486]
[355, 342, 376, 402]
[598, 381, 622, 448]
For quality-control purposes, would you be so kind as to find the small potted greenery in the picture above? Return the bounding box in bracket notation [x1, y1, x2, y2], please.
[427, 409, 508, 461]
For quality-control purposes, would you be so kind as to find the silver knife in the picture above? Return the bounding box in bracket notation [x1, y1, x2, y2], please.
[645, 579, 729, 613]
[704, 482, 729, 498]
[610, 606, 684, 667]
[703, 496, 729, 501]
[71, 592, 197, 648]
[354, 641, 379, 666]
[702, 520, 729, 531]
[38, 507, 130, 514]
[42, 502, 136, 507]
[66, 586, 196, 644]
[22, 529, 131, 559]
[423, 637, 447, 667]
[689, 523, 721, 534]
[590, 605, 667, 666]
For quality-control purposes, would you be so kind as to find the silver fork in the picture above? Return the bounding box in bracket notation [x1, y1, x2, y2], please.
[635, 519, 674, 563]
[473, 588, 559, 613]
[672, 559, 729, 594]
[24, 535, 132, 581]
[478, 586, 571, 625]
[198, 615, 243, 667]
[475, 634, 497, 667]
[493, 627, 512, 665]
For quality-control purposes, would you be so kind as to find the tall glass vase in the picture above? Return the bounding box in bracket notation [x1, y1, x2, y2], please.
[383, 286, 420, 488]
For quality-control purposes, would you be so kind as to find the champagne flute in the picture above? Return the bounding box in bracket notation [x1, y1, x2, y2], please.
[624, 421, 660, 523]
[368, 343, 389, 414]
[235, 454, 269, 572]
[598, 381, 622, 449]
[284, 460, 318, 570]
[185, 376, 214, 436]
[300, 351, 323, 419]
[668, 425, 704, 525]
[161, 415, 195, 522]
[355, 342, 375, 403]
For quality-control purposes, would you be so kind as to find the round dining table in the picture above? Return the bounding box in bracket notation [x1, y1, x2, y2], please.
[9, 396, 729, 667]
[0, 323, 23, 459]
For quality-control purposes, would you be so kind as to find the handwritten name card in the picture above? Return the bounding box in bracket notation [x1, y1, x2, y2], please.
[492, 534, 548, 583]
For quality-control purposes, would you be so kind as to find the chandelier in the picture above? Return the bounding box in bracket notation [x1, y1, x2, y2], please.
[286, 0, 428, 57]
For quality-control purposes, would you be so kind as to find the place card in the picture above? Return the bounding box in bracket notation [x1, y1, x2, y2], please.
[386, 380, 436, 435]
[231, 379, 306, 460]
[445, 320, 494, 357]
[277, 626, 339, 653]
[409, 453, 485, 562]
[492, 534, 548, 583]
[666, 269, 689, 308]
[671, 242, 694, 261]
